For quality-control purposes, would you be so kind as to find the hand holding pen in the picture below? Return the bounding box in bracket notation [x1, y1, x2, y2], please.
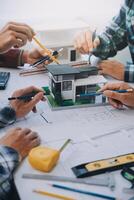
[29, 48, 63, 69]
[100, 82, 134, 109]
[74, 30, 100, 55]
[9, 86, 45, 118]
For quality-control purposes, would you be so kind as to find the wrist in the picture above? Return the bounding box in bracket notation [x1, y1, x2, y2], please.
[0, 106, 16, 127]
[21, 50, 29, 65]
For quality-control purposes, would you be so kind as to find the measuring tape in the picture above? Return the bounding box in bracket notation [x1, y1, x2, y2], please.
[72, 153, 134, 178]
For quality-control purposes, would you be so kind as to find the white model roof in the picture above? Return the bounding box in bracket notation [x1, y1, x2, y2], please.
[74, 75, 107, 87]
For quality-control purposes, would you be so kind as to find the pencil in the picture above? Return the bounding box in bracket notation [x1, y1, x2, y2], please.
[76, 88, 133, 97]
[8, 92, 45, 101]
[33, 36, 60, 64]
[49, 184, 116, 200]
[33, 189, 75, 200]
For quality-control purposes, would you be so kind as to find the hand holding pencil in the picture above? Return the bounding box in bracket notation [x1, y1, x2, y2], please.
[9, 86, 45, 118]
[100, 82, 134, 109]
[33, 36, 60, 64]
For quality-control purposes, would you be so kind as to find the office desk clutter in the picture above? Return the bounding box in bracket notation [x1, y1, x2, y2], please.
[0, 32, 131, 199]
[72, 153, 134, 178]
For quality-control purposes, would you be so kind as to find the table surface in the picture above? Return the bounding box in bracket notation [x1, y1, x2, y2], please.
[0, 68, 133, 200]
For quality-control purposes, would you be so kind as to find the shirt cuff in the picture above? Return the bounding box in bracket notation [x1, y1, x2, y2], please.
[0, 106, 16, 128]
[0, 146, 20, 172]
[124, 63, 134, 82]
[0, 49, 22, 68]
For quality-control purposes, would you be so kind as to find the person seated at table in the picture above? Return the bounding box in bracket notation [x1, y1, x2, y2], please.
[0, 85, 44, 200]
[74, 0, 134, 82]
[100, 82, 134, 109]
[0, 21, 47, 68]
[0, 21, 46, 200]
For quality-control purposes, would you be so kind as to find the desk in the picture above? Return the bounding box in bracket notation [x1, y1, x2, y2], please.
[0, 68, 133, 200]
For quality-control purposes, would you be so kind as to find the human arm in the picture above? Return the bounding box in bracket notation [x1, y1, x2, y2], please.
[0, 21, 48, 68]
[100, 82, 134, 108]
[0, 86, 44, 128]
[0, 48, 49, 68]
[74, 2, 128, 58]
[0, 127, 40, 199]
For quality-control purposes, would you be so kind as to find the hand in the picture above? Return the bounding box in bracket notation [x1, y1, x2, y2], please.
[74, 30, 100, 54]
[100, 82, 134, 108]
[10, 86, 45, 118]
[0, 22, 35, 53]
[98, 60, 125, 80]
[0, 127, 40, 159]
[22, 49, 49, 67]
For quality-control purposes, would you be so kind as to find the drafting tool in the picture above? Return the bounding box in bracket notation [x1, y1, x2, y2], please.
[72, 153, 134, 178]
[8, 91, 45, 101]
[121, 167, 134, 189]
[33, 36, 60, 64]
[22, 173, 115, 190]
[40, 112, 52, 124]
[49, 184, 116, 200]
[28, 139, 71, 172]
[30, 48, 63, 69]
[33, 189, 75, 200]
[19, 67, 47, 76]
[30, 55, 50, 68]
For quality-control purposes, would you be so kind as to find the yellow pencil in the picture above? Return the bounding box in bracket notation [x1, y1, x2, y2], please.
[33, 36, 60, 64]
[33, 189, 75, 200]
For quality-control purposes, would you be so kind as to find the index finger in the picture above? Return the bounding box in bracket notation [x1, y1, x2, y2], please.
[85, 31, 93, 52]
[9, 24, 34, 41]
[13, 86, 44, 96]
[99, 83, 123, 92]
[7, 21, 35, 35]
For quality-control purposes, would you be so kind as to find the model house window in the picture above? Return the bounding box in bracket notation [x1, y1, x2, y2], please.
[62, 81, 72, 91]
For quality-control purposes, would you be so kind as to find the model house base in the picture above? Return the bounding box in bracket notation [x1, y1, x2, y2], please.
[43, 64, 108, 110]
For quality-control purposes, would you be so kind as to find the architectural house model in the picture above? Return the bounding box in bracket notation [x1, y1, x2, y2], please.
[43, 64, 107, 110]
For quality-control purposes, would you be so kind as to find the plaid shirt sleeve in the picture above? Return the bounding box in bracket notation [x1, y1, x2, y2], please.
[94, 2, 127, 59]
[124, 62, 134, 82]
[0, 145, 20, 199]
[94, 0, 134, 82]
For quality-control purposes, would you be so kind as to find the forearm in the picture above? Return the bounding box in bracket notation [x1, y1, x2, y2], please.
[0, 49, 24, 68]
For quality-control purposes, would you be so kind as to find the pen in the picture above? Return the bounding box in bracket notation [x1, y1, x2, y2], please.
[49, 184, 116, 200]
[33, 189, 75, 200]
[76, 88, 133, 97]
[8, 91, 45, 101]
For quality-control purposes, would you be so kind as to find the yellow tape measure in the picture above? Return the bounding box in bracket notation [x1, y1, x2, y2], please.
[72, 153, 134, 178]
